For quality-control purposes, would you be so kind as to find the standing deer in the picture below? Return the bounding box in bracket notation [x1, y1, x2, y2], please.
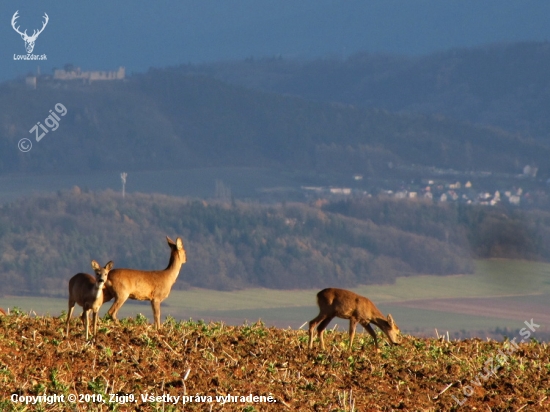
[11, 11, 49, 54]
[66, 260, 114, 341]
[105, 236, 187, 329]
[308, 288, 400, 352]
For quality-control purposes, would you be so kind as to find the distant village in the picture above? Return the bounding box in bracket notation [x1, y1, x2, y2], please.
[302, 165, 547, 207]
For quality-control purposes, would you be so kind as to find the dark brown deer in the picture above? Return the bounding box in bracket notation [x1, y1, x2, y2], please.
[66, 260, 113, 341]
[308, 288, 400, 351]
[105, 237, 187, 329]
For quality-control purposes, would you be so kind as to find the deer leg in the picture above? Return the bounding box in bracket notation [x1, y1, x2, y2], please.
[107, 293, 129, 322]
[80, 309, 90, 339]
[66, 301, 75, 337]
[84, 309, 90, 341]
[151, 299, 161, 329]
[92, 310, 99, 342]
[316, 316, 334, 350]
[308, 313, 327, 349]
[364, 323, 380, 352]
[348, 318, 358, 351]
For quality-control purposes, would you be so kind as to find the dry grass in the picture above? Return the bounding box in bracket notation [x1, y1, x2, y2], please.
[0, 311, 549, 411]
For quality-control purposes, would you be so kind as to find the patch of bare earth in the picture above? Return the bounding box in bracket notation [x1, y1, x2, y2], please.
[0, 314, 549, 411]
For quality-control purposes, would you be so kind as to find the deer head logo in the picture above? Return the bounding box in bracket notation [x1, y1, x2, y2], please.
[11, 11, 49, 54]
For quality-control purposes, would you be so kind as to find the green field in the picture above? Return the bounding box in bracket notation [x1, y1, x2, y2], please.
[3, 259, 549, 337]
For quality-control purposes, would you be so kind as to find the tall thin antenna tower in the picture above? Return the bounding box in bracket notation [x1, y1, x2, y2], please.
[121, 172, 127, 199]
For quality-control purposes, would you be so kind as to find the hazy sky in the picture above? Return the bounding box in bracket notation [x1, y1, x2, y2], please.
[1, 0, 550, 82]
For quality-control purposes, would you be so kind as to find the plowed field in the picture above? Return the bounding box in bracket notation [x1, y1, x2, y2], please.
[0, 313, 548, 411]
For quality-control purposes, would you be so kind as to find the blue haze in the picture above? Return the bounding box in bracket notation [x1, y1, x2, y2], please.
[1, 1, 550, 82]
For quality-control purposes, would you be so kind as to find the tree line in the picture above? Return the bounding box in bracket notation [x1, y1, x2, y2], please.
[0, 189, 474, 296]
[324, 197, 549, 261]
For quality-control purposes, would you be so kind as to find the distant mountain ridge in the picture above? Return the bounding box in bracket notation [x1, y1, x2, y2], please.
[1, 59, 548, 178]
[3, 1, 550, 83]
[181, 41, 550, 140]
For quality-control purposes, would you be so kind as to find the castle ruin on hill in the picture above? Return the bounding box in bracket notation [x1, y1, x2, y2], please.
[53, 66, 125, 83]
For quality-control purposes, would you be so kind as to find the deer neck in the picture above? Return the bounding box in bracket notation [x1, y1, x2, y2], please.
[367, 307, 387, 328]
[94, 282, 104, 300]
[371, 315, 390, 331]
[163, 252, 184, 280]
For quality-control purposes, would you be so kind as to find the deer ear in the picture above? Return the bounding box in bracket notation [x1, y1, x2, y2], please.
[387, 314, 395, 326]
[166, 236, 175, 246]
[105, 261, 114, 271]
[91, 260, 100, 271]
[176, 237, 184, 250]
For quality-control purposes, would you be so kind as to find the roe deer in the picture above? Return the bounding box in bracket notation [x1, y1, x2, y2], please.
[105, 236, 187, 329]
[66, 260, 114, 341]
[308, 288, 400, 352]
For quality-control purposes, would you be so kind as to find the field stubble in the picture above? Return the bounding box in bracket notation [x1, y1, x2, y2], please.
[1, 313, 549, 411]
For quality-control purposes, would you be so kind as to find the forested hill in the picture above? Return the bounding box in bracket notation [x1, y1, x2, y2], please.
[324, 198, 550, 261]
[0, 189, 473, 296]
[4, 189, 550, 297]
[182, 41, 550, 140]
[1, 65, 548, 177]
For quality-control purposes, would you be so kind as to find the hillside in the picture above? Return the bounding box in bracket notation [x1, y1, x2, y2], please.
[0, 313, 548, 411]
[5, 189, 550, 297]
[0, 190, 473, 296]
[1, 65, 548, 177]
[185, 42, 550, 141]
[323, 197, 550, 261]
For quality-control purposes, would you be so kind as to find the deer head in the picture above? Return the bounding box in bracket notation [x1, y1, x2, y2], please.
[11, 11, 49, 54]
[91, 260, 114, 288]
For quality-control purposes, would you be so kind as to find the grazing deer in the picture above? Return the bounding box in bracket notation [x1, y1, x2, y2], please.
[105, 236, 187, 329]
[66, 260, 114, 341]
[308, 288, 400, 352]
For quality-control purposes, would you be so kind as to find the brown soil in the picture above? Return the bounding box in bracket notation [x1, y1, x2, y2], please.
[1, 313, 549, 411]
